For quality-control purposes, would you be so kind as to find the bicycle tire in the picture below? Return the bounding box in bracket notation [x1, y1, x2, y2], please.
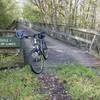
[29, 49, 44, 74]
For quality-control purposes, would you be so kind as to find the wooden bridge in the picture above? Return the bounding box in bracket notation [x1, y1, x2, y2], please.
[0, 21, 100, 69]
[23, 21, 100, 54]
[21, 21, 100, 66]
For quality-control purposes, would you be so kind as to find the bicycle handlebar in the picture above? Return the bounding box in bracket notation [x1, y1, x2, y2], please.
[16, 30, 45, 39]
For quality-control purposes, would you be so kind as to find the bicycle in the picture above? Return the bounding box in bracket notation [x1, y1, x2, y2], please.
[16, 31, 48, 74]
[29, 32, 48, 74]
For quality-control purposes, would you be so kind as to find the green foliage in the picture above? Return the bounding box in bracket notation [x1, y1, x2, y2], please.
[23, 0, 98, 29]
[56, 64, 100, 100]
[0, 66, 46, 99]
[23, 2, 43, 22]
[0, 0, 19, 29]
[0, 54, 16, 62]
[0, 54, 24, 69]
[0, 62, 100, 99]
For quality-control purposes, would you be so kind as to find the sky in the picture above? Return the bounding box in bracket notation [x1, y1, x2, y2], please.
[16, 0, 25, 19]
[16, 0, 24, 7]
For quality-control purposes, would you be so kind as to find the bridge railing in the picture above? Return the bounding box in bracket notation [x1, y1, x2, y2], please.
[69, 28, 100, 52]
[23, 22, 100, 54]
[31, 22, 69, 32]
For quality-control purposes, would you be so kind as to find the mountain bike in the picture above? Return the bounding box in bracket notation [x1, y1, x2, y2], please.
[29, 32, 48, 74]
[16, 31, 48, 74]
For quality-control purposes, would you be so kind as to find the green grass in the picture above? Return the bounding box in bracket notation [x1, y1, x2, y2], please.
[0, 61, 100, 100]
[56, 64, 100, 100]
[0, 66, 46, 100]
[0, 54, 23, 62]
[0, 54, 24, 69]
[0, 54, 16, 62]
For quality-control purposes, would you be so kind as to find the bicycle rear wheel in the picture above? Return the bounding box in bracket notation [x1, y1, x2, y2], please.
[29, 49, 44, 74]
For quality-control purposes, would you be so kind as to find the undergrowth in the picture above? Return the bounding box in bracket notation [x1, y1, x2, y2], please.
[56, 64, 100, 100]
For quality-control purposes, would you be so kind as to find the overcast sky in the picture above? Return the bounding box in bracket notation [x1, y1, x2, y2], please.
[16, 0, 24, 7]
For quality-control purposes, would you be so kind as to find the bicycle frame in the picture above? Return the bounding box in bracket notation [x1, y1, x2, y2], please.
[32, 35, 47, 60]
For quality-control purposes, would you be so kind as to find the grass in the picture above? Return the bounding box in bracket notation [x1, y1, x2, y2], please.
[0, 54, 100, 100]
[0, 54, 16, 62]
[0, 66, 46, 100]
[56, 64, 100, 100]
[0, 54, 24, 69]
[0, 54, 24, 62]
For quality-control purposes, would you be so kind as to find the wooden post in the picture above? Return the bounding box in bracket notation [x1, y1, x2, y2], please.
[67, 28, 72, 40]
[89, 34, 96, 52]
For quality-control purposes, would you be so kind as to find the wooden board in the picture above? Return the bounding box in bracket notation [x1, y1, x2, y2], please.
[70, 28, 100, 36]
[69, 35, 92, 44]
[0, 48, 20, 54]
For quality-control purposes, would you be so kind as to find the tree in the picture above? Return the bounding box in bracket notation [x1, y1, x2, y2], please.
[23, 0, 98, 29]
[0, 0, 19, 29]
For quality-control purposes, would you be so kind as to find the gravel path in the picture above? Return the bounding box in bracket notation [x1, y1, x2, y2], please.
[45, 35, 100, 67]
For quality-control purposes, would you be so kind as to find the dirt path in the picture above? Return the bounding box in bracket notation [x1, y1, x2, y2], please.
[38, 73, 71, 100]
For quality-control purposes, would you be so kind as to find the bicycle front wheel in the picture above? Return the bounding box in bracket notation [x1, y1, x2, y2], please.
[29, 50, 44, 74]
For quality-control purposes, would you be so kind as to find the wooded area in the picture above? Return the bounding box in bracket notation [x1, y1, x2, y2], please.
[0, 0, 100, 31]
[0, 0, 20, 29]
[23, 0, 100, 30]
[0, 1, 100, 99]
[22, 0, 100, 54]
